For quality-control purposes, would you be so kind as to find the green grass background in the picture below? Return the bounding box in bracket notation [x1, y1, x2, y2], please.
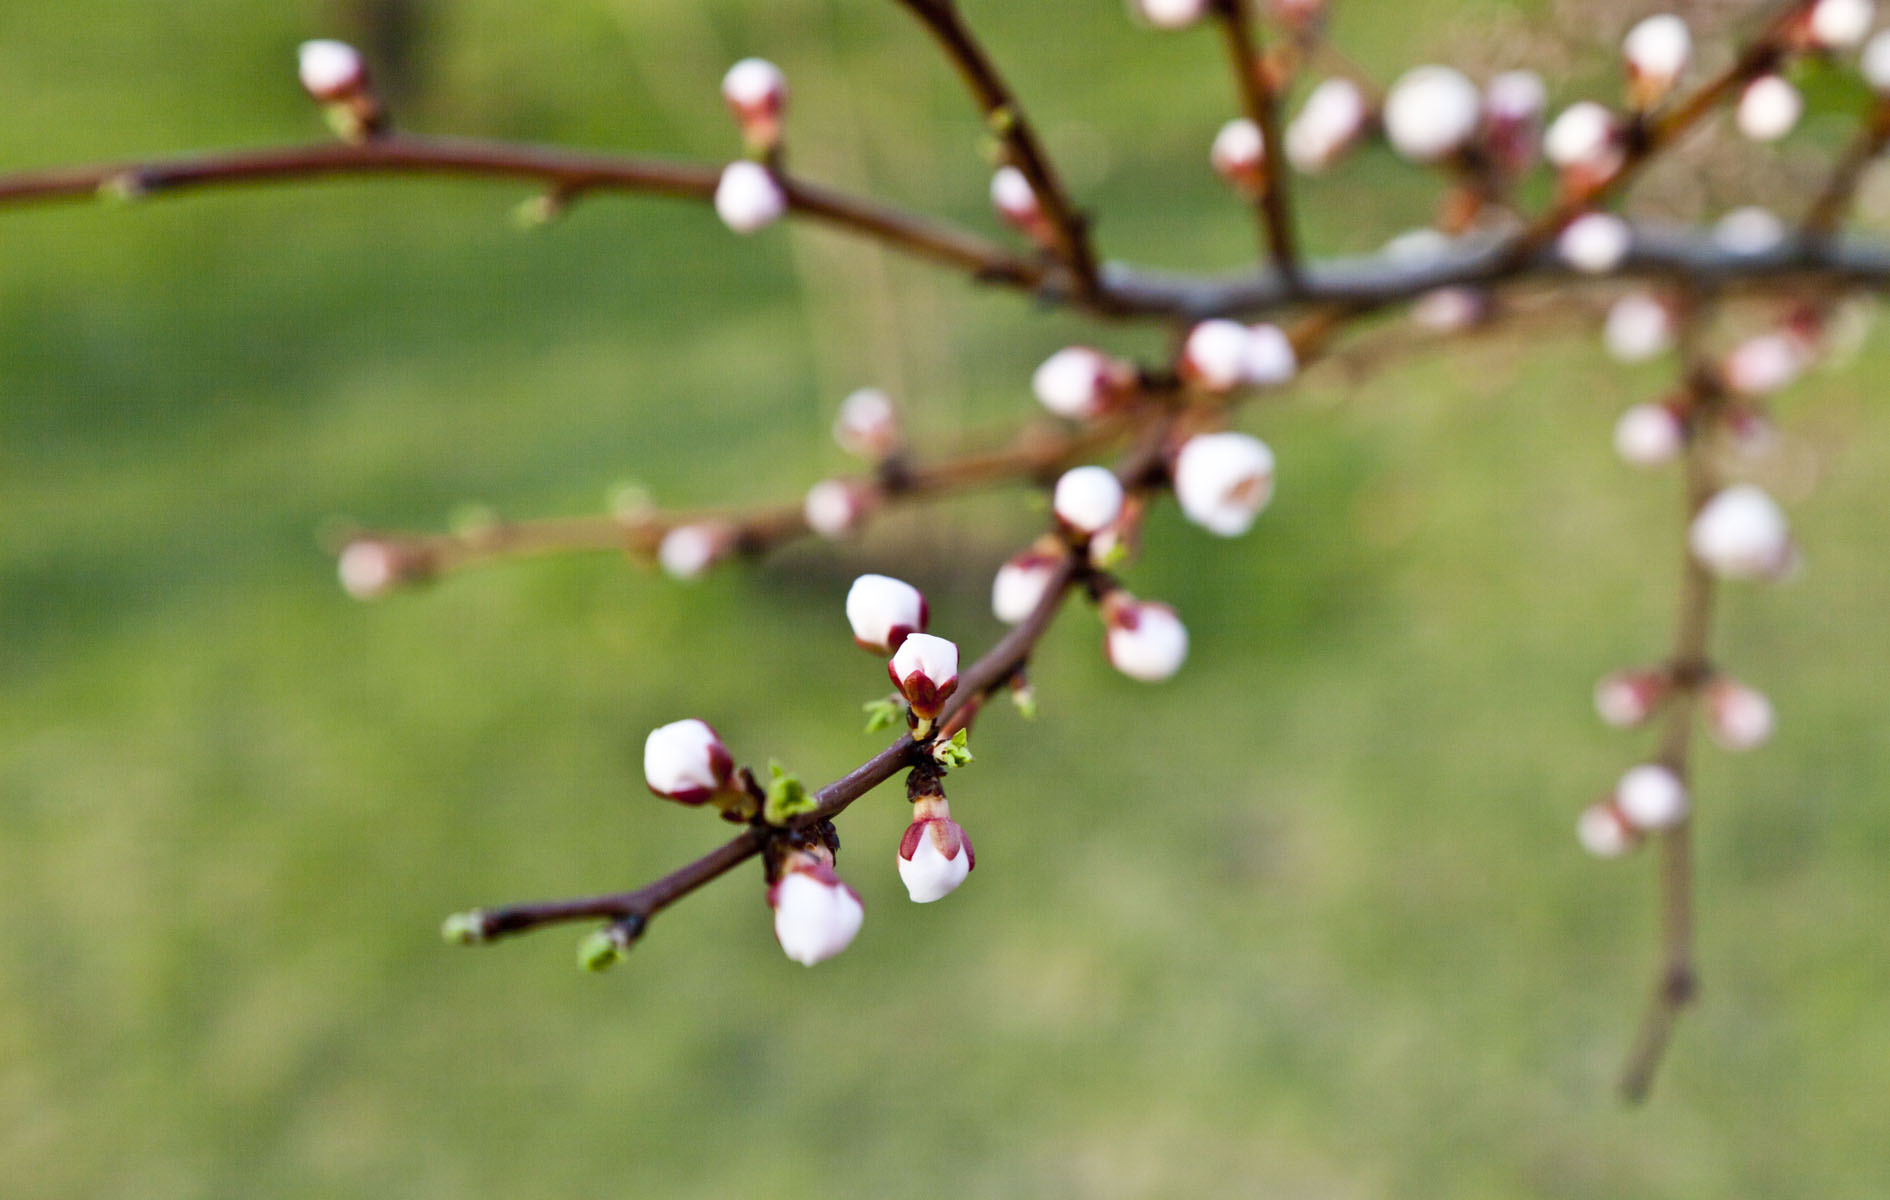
[2, 1, 1887, 1196]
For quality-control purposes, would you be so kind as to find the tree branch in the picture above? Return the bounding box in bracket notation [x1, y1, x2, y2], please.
[1212, 0, 1302, 284]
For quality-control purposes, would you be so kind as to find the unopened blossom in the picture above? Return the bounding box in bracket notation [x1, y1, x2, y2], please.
[1806, 0, 1875, 49]
[1594, 669, 1669, 728]
[1102, 593, 1190, 682]
[1622, 14, 1692, 107]
[1705, 677, 1776, 751]
[1411, 286, 1488, 332]
[770, 858, 864, 966]
[1483, 70, 1546, 172]
[337, 539, 413, 599]
[721, 57, 788, 150]
[658, 523, 728, 580]
[992, 546, 1063, 624]
[1689, 484, 1793, 580]
[804, 479, 871, 540]
[990, 166, 1051, 245]
[1604, 292, 1676, 362]
[714, 161, 787, 233]
[1864, 29, 1890, 93]
[1558, 212, 1632, 274]
[1033, 346, 1135, 420]
[1714, 206, 1786, 256]
[1243, 323, 1298, 386]
[298, 39, 367, 102]
[1721, 332, 1807, 396]
[833, 387, 900, 458]
[644, 718, 735, 803]
[1211, 118, 1266, 194]
[898, 795, 975, 903]
[1181, 319, 1253, 392]
[1286, 77, 1369, 173]
[1613, 401, 1687, 468]
[889, 632, 960, 719]
[1736, 75, 1802, 142]
[1543, 101, 1620, 172]
[846, 573, 928, 653]
[1615, 763, 1689, 831]
[1052, 465, 1126, 536]
[1383, 65, 1482, 163]
[1578, 801, 1639, 858]
[1174, 432, 1276, 537]
[1131, 0, 1210, 30]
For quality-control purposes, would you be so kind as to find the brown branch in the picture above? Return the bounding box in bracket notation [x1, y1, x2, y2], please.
[1802, 98, 1890, 237]
[1212, 0, 1302, 285]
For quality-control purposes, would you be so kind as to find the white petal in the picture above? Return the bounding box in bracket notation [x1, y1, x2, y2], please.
[714, 162, 787, 233]
[846, 574, 926, 651]
[1383, 66, 1482, 163]
[1053, 466, 1125, 534]
[772, 873, 864, 966]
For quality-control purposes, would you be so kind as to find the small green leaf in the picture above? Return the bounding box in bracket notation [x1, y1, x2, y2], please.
[862, 697, 903, 733]
[764, 760, 818, 825]
[987, 105, 1018, 136]
[931, 728, 975, 769]
[577, 929, 622, 972]
[440, 910, 486, 945]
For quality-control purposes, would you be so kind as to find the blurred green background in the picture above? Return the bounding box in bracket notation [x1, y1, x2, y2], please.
[3, 1, 1888, 1196]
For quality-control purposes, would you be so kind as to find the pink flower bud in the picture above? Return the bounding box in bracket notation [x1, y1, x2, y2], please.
[644, 718, 735, 803]
[1558, 212, 1631, 275]
[337, 539, 423, 599]
[769, 858, 864, 966]
[1382, 65, 1482, 163]
[1737, 75, 1802, 142]
[992, 547, 1063, 624]
[1689, 485, 1793, 580]
[1721, 332, 1807, 396]
[1613, 401, 1687, 468]
[1594, 669, 1670, 727]
[658, 523, 729, 580]
[846, 573, 928, 653]
[714, 161, 787, 233]
[1032, 346, 1135, 419]
[1181, 320, 1253, 392]
[1286, 78, 1369, 174]
[804, 479, 871, 540]
[1614, 763, 1689, 831]
[1622, 14, 1691, 107]
[1174, 431, 1276, 537]
[1052, 465, 1126, 535]
[721, 57, 788, 150]
[1705, 677, 1776, 751]
[1807, 0, 1875, 49]
[1102, 593, 1190, 682]
[1211, 118, 1267, 194]
[1243, 323, 1299, 386]
[833, 387, 901, 458]
[898, 796, 975, 903]
[888, 633, 960, 719]
[1714, 206, 1785, 256]
[1543, 101, 1621, 173]
[1578, 801, 1639, 858]
[1865, 30, 1890, 93]
[1604, 292, 1675, 363]
[1130, 0, 1211, 30]
[298, 39, 367, 102]
[1483, 70, 1546, 173]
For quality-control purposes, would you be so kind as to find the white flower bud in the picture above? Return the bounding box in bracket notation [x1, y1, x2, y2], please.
[1558, 212, 1632, 274]
[1243, 323, 1299, 386]
[1032, 346, 1133, 419]
[1737, 75, 1802, 142]
[1623, 14, 1692, 103]
[1615, 763, 1689, 831]
[722, 58, 788, 150]
[1131, 0, 1211, 30]
[644, 718, 734, 803]
[1383, 65, 1482, 163]
[1721, 332, 1806, 396]
[714, 161, 787, 233]
[1411, 286, 1489, 332]
[1613, 402, 1687, 467]
[898, 799, 975, 903]
[834, 387, 900, 458]
[337, 540, 405, 599]
[1714, 206, 1786, 256]
[1211, 118, 1266, 193]
[1286, 78, 1369, 173]
[1543, 101, 1619, 170]
[1705, 677, 1776, 751]
[1484, 70, 1546, 172]
[1103, 594, 1190, 682]
[1689, 484, 1792, 580]
[1578, 802, 1639, 858]
[1052, 465, 1126, 535]
[1174, 432, 1276, 537]
[804, 479, 870, 540]
[846, 573, 928, 654]
[769, 860, 864, 966]
[298, 39, 366, 102]
[1182, 319, 1253, 392]
[1864, 30, 1890, 93]
[888, 632, 960, 719]
[990, 165, 1044, 233]
[657, 523, 726, 580]
[1604, 292, 1675, 362]
[1808, 0, 1875, 49]
[1594, 669, 1669, 728]
[992, 548, 1063, 624]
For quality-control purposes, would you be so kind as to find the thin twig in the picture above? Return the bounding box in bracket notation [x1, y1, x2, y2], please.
[1212, 0, 1302, 285]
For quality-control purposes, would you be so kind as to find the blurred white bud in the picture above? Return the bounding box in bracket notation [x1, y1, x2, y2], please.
[1032, 346, 1135, 419]
[1174, 432, 1277, 536]
[1544, 102, 1620, 171]
[1604, 292, 1676, 362]
[337, 540, 405, 599]
[1623, 14, 1692, 106]
[846, 573, 928, 654]
[1558, 212, 1632, 274]
[992, 547, 1063, 625]
[1615, 763, 1689, 831]
[1411, 286, 1489, 332]
[833, 387, 901, 458]
[898, 797, 975, 903]
[1721, 332, 1807, 396]
[1705, 677, 1776, 751]
[990, 165, 1043, 232]
[1383, 65, 1483, 163]
[1131, 0, 1211, 30]
[644, 718, 735, 804]
[1613, 402, 1687, 467]
[1714, 206, 1786, 256]
[1578, 802, 1639, 858]
[298, 39, 367, 101]
[1052, 465, 1126, 535]
[714, 161, 787, 233]
[1181, 319, 1254, 392]
[888, 633, 960, 719]
[1484, 70, 1546, 172]
[1689, 484, 1793, 580]
[1594, 669, 1669, 728]
[1243, 323, 1299, 386]
[1211, 118, 1266, 193]
[804, 479, 871, 540]
[1737, 75, 1802, 142]
[658, 523, 728, 580]
[1286, 78, 1369, 173]
[721, 57, 788, 150]
[1102, 594, 1190, 682]
[769, 859, 864, 967]
[1808, 0, 1875, 49]
[1864, 30, 1890, 92]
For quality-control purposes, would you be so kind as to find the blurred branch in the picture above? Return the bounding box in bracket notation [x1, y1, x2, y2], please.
[1211, 0, 1302, 285]
[1802, 98, 1890, 237]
